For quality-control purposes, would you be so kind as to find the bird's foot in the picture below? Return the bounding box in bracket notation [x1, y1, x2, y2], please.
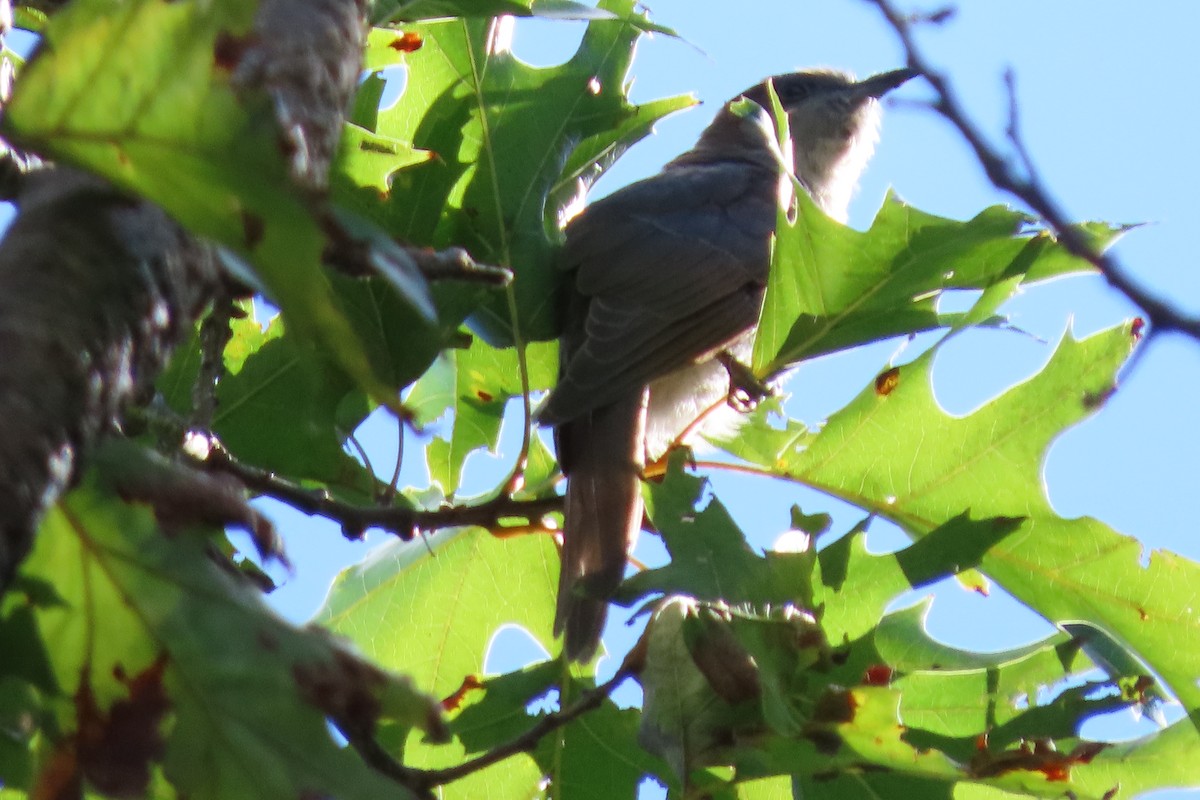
[716, 351, 772, 412]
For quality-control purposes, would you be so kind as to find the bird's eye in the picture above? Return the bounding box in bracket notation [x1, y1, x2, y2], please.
[783, 83, 809, 102]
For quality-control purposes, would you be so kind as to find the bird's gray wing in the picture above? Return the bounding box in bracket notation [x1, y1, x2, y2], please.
[540, 160, 778, 425]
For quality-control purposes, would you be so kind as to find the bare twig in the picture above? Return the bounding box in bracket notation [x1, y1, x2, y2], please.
[322, 224, 512, 287]
[407, 244, 512, 286]
[407, 667, 635, 792]
[336, 725, 429, 798]
[865, 0, 1200, 342]
[382, 421, 405, 504]
[204, 443, 562, 541]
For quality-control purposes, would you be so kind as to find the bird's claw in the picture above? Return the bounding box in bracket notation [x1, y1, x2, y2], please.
[716, 351, 772, 412]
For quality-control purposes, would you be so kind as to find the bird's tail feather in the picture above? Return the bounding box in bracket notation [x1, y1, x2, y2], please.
[555, 391, 646, 662]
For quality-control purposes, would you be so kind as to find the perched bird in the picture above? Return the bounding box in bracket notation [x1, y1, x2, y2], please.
[537, 68, 917, 662]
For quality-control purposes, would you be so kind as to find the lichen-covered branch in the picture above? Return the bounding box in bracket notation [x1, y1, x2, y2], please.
[0, 168, 221, 587]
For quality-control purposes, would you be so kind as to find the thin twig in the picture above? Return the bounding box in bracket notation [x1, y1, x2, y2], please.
[323, 227, 512, 287]
[407, 667, 635, 792]
[337, 724, 430, 799]
[204, 443, 562, 541]
[343, 429, 377, 485]
[407, 244, 512, 286]
[865, 0, 1200, 342]
[382, 421, 405, 504]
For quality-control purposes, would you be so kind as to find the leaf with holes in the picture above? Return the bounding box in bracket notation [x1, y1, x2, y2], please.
[348, 0, 694, 344]
[753, 320, 1200, 726]
[407, 335, 557, 496]
[8, 478, 442, 799]
[753, 190, 1126, 377]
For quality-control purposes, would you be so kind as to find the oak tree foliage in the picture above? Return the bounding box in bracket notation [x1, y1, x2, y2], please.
[0, 1, 1196, 799]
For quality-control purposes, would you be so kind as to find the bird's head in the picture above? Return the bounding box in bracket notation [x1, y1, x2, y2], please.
[689, 68, 916, 220]
[766, 69, 915, 218]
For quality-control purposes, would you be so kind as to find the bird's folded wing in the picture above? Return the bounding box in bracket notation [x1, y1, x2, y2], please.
[539, 161, 779, 425]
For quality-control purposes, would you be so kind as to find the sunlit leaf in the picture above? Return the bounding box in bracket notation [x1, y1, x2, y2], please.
[11, 479, 441, 799]
[352, 0, 694, 344]
[753, 191, 1124, 377]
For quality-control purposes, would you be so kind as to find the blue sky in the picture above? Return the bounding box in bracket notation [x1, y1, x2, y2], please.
[255, 3, 1200, 796]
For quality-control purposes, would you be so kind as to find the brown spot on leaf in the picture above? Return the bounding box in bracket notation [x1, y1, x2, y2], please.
[476, 390, 494, 403]
[71, 656, 171, 798]
[213, 30, 255, 72]
[1131, 316, 1146, 341]
[358, 138, 399, 155]
[812, 687, 857, 725]
[1082, 385, 1117, 410]
[875, 366, 900, 396]
[389, 31, 423, 52]
[1138, 606, 1149, 621]
[32, 743, 82, 799]
[441, 674, 483, 712]
[969, 738, 1108, 782]
[622, 625, 651, 675]
[861, 664, 894, 686]
[241, 210, 264, 250]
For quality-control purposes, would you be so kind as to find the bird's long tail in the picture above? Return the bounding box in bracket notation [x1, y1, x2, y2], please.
[555, 391, 646, 662]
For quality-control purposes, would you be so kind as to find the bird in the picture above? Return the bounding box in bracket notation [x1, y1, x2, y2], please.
[537, 67, 917, 662]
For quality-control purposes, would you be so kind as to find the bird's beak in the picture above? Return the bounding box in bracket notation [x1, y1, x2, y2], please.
[854, 67, 919, 99]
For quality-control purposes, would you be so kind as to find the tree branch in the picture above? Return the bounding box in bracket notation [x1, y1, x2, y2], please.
[409, 666, 635, 792]
[321, 215, 512, 287]
[203, 443, 562, 541]
[865, 0, 1200, 341]
[405, 244, 513, 286]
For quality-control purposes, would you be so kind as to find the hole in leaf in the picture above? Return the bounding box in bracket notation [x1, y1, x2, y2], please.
[484, 624, 550, 675]
[509, 17, 587, 68]
[374, 65, 409, 111]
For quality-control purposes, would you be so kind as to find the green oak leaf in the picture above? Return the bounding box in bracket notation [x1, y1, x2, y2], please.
[10, 478, 441, 799]
[753, 190, 1125, 377]
[348, 0, 694, 344]
[737, 320, 1200, 726]
[407, 335, 556, 495]
[316, 526, 557, 696]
